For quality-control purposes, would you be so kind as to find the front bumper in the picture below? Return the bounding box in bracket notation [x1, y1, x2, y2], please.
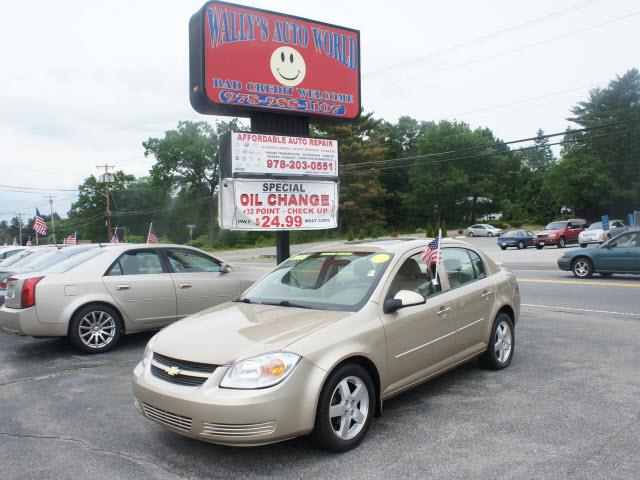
[579, 236, 603, 245]
[0, 305, 67, 336]
[132, 357, 326, 446]
[534, 237, 557, 246]
[557, 257, 571, 271]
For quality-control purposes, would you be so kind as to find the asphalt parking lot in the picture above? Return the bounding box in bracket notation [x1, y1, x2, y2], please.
[1, 237, 639, 480]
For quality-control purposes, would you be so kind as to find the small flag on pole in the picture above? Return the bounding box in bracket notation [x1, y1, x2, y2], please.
[111, 227, 120, 244]
[421, 229, 442, 285]
[26, 237, 32, 246]
[64, 232, 77, 246]
[147, 223, 158, 244]
[33, 208, 48, 236]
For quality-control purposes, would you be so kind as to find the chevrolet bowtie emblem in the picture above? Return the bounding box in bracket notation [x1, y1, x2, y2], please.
[165, 366, 180, 376]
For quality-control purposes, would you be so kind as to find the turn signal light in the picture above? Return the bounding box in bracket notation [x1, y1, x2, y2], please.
[20, 276, 44, 308]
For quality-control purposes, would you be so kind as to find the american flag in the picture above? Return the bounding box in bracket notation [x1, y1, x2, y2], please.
[33, 208, 48, 236]
[111, 227, 120, 244]
[147, 223, 158, 244]
[420, 234, 441, 266]
[64, 232, 77, 246]
[26, 237, 32, 246]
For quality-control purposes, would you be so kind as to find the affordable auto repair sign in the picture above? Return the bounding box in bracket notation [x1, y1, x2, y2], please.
[219, 179, 338, 230]
[190, 1, 360, 120]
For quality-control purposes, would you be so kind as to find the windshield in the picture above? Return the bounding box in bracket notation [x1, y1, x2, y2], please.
[45, 249, 105, 273]
[239, 251, 394, 312]
[544, 221, 566, 230]
[0, 250, 33, 267]
[587, 222, 602, 230]
[23, 247, 97, 271]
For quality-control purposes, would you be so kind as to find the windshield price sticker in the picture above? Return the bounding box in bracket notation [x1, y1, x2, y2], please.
[231, 132, 338, 176]
[220, 178, 338, 231]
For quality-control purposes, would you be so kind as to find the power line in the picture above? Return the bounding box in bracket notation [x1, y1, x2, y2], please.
[370, 10, 640, 89]
[341, 117, 640, 171]
[351, 127, 640, 175]
[365, 0, 601, 78]
[0, 184, 78, 192]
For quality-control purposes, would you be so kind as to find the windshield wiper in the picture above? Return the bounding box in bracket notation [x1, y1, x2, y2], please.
[261, 300, 314, 309]
[235, 297, 255, 304]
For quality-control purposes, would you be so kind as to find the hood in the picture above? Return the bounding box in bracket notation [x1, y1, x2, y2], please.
[153, 302, 352, 365]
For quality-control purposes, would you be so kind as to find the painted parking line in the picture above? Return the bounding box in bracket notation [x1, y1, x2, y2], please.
[522, 303, 640, 318]
[518, 278, 640, 288]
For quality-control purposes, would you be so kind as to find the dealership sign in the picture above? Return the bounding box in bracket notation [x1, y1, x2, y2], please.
[189, 1, 360, 120]
[219, 178, 338, 230]
[220, 131, 338, 177]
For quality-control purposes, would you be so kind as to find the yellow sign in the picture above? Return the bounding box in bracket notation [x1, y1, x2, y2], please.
[371, 254, 391, 264]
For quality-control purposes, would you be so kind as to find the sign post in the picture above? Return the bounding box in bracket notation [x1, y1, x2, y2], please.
[189, 1, 360, 263]
[601, 215, 610, 232]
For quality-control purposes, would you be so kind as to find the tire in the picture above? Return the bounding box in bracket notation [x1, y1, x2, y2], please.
[479, 313, 514, 370]
[468, 231, 475, 237]
[580, 243, 587, 248]
[69, 304, 123, 354]
[517, 241, 524, 250]
[535, 244, 543, 250]
[488, 232, 493, 237]
[571, 257, 593, 279]
[500, 246, 507, 251]
[311, 364, 375, 452]
[557, 237, 566, 248]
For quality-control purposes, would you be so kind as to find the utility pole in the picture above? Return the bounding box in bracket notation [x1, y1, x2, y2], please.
[96, 164, 115, 242]
[46, 194, 57, 244]
[17, 213, 23, 245]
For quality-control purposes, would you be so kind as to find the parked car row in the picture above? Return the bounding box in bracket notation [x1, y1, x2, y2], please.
[0, 244, 259, 353]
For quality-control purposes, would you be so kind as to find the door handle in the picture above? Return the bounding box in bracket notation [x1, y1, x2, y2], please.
[179, 283, 193, 289]
[436, 306, 452, 316]
[481, 290, 494, 298]
[115, 284, 131, 290]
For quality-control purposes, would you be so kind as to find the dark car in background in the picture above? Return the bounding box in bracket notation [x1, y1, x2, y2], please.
[557, 231, 640, 278]
[534, 219, 586, 249]
[498, 230, 536, 250]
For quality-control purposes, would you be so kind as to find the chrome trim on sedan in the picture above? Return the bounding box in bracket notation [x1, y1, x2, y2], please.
[395, 318, 485, 358]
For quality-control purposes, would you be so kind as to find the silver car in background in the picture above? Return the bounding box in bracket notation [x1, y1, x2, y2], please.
[0, 247, 27, 263]
[578, 220, 627, 247]
[0, 244, 260, 353]
[467, 224, 503, 237]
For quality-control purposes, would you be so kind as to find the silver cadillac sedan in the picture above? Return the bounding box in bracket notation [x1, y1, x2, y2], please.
[132, 238, 520, 451]
[0, 244, 258, 353]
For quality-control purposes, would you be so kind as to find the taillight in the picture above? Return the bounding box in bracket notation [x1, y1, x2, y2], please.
[0, 278, 7, 290]
[21, 276, 44, 308]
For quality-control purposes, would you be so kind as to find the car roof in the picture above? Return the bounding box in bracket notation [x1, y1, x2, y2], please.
[301, 238, 477, 254]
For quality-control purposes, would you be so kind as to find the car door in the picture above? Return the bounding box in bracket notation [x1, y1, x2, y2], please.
[526, 231, 535, 246]
[164, 248, 242, 318]
[596, 232, 640, 272]
[441, 247, 496, 357]
[102, 249, 177, 327]
[380, 250, 458, 392]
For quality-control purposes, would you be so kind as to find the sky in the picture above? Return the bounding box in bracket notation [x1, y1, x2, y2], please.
[0, 0, 637, 222]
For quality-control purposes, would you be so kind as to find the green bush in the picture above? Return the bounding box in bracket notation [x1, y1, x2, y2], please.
[347, 229, 355, 241]
[426, 223, 435, 237]
[440, 222, 448, 238]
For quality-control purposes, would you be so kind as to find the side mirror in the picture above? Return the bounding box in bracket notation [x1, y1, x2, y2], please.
[220, 263, 230, 273]
[383, 290, 425, 314]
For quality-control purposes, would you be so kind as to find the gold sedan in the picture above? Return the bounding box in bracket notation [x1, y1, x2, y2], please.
[132, 238, 520, 452]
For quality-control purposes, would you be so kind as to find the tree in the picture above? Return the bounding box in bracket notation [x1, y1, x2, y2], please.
[144, 120, 239, 243]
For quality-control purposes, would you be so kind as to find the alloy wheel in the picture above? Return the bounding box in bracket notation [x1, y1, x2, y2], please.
[78, 311, 117, 349]
[329, 376, 370, 440]
[573, 259, 592, 278]
[494, 320, 513, 364]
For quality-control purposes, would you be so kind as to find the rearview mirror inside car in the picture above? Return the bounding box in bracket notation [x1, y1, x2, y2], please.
[383, 290, 425, 314]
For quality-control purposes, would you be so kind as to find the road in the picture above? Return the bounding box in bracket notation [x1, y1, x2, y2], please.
[1, 236, 639, 479]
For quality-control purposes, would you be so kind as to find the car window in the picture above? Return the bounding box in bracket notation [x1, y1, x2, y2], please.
[46, 249, 105, 273]
[165, 249, 220, 273]
[467, 250, 487, 279]
[545, 221, 566, 230]
[387, 253, 442, 300]
[527, 231, 535, 237]
[608, 232, 639, 248]
[441, 248, 477, 288]
[107, 250, 164, 275]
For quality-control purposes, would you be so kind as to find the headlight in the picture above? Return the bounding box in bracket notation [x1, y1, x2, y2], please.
[220, 352, 301, 389]
[141, 335, 158, 367]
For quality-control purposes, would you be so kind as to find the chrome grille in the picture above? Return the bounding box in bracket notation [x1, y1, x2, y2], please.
[150, 352, 217, 387]
[152, 352, 217, 373]
[201, 421, 276, 438]
[150, 364, 208, 386]
[142, 403, 192, 432]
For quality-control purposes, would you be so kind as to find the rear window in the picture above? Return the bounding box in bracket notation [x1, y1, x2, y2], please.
[45, 249, 105, 273]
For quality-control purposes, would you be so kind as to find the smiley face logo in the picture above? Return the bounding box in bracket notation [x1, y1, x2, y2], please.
[270, 46, 306, 87]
